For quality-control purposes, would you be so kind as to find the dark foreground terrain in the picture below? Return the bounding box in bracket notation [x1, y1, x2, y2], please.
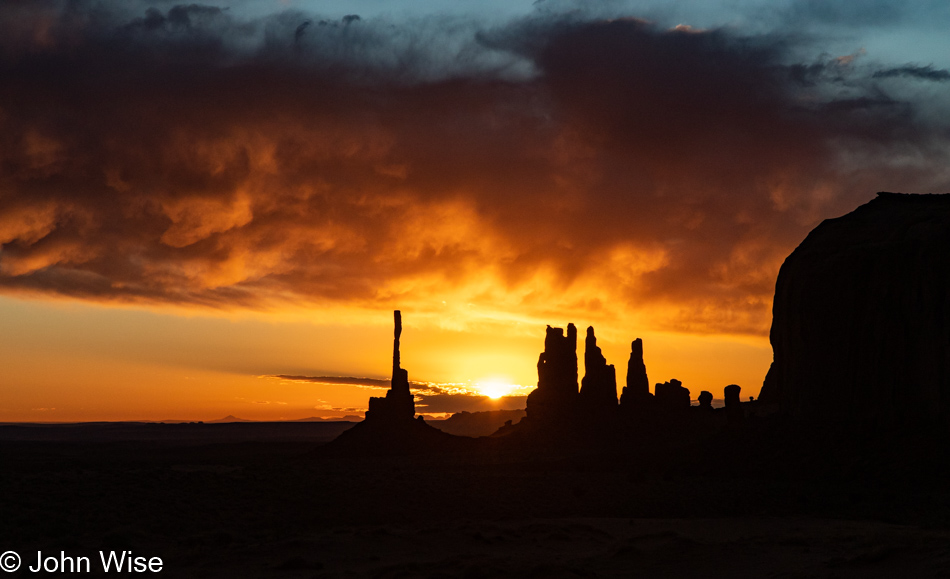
[3, 421, 950, 577]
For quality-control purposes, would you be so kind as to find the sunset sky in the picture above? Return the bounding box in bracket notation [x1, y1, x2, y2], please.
[2, 0, 950, 422]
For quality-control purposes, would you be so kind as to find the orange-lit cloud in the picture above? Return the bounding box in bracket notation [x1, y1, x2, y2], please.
[1, 2, 949, 339]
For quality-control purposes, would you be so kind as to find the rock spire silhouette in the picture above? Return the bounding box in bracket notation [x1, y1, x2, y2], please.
[619, 338, 651, 413]
[525, 324, 579, 425]
[578, 326, 618, 413]
[365, 310, 415, 422]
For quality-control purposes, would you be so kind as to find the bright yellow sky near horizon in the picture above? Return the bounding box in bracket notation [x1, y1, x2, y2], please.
[0, 294, 772, 422]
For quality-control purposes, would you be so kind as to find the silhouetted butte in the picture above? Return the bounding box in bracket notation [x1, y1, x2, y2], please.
[760, 192, 950, 429]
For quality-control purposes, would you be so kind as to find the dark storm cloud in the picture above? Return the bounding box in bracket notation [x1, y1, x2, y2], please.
[873, 65, 950, 81]
[1, 2, 948, 334]
[269, 375, 470, 395]
[413, 394, 527, 414]
[271, 375, 393, 388]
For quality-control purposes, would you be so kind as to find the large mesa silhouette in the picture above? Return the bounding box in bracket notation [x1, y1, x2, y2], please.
[760, 192, 950, 429]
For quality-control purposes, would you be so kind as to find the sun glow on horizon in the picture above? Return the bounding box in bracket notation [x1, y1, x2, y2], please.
[475, 379, 520, 399]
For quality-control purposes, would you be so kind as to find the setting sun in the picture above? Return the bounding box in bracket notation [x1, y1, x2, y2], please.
[476, 379, 517, 399]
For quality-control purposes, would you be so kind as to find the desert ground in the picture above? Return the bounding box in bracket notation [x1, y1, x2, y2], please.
[3, 421, 950, 577]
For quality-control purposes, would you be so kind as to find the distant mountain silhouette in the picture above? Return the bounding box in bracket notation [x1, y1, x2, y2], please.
[206, 415, 253, 423]
[760, 192, 950, 429]
[289, 415, 363, 422]
[430, 409, 526, 438]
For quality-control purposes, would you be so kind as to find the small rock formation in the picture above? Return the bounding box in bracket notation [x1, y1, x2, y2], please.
[654, 379, 690, 410]
[365, 310, 415, 422]
[723, 384, 742, 423]
[698, 391, 713, 410]
[760, 192, 950, 428]
[619, 338, 652, 412]
[325, 310, 468, 456]
[578, 326, 618, 413]
[525, 324, 579, 424]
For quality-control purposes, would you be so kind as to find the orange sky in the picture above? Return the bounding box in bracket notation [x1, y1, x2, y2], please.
[1, 3, 949, 421]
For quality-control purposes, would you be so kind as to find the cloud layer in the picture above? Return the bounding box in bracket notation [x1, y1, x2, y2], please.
[268, 374, 526, 415]
[1, 2, 949, 335]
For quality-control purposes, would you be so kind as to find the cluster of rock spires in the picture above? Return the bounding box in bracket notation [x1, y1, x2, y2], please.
[336, 309, 745, 454]
[524, 323, 744, 431]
